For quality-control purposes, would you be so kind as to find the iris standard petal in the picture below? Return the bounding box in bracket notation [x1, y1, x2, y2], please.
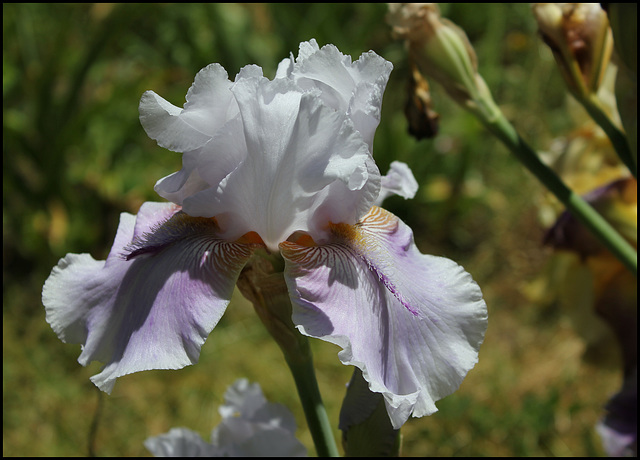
[184, 74, 380, 251]
[139, 63, 237, 153]
[290, 39, 393, 151]
[146, 66, 255, 206]
[280, 206, 487, 429]
[153, 151, 211, 206]
[213, 420, 308, 457]
[375, 161, 419, 205]
[42, 202, 259, 393]
[143, 41, 391, 251]
[145, 378, 306, 457]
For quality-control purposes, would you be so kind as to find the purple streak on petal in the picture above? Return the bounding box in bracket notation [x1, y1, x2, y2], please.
[360, 251, 420, 317]
[122, 202, 181, 260]
[328, 238, 420, 317]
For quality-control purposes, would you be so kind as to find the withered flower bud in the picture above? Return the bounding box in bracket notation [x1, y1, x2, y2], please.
[533, 3, 614, 99]
[405, 62, 440, 140]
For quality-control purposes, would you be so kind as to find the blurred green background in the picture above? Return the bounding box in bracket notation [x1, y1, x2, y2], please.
[3, 3, 624, 456]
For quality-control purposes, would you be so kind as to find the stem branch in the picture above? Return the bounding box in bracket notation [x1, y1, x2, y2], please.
[581, 93, 637, 178]
[483, 112, 637, 276]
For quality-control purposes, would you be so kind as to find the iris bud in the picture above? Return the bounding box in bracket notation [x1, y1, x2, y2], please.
[533, 3, 614, 100]
[387, 3, 501, 122]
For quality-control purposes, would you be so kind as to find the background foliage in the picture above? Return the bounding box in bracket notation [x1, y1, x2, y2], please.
[4, 3, 622, 456]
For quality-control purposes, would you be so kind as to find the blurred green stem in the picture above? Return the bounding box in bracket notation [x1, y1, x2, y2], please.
[482, 111, 637, 276]
[580, 93, 637, 178]
[283, 337, 340, 457]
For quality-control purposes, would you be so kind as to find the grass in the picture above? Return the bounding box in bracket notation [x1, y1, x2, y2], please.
[3, 3, 628, 456]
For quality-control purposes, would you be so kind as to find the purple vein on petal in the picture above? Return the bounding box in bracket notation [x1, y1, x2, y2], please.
[123, 212, 224, 261]
[361, 254, 420, 317]
[330, 212, 420, 317]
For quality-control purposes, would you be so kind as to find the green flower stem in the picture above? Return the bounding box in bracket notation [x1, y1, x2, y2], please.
[236, 258, 339, 457]
[282, 337, 340, 458]
[481, 110, 637, 276]
[580, 93, 637, 179]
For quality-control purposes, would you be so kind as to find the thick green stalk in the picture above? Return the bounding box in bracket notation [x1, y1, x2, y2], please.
[482, 111, 637, 276]
[580, 93, 637, 178]
[283, 338, 340, 457]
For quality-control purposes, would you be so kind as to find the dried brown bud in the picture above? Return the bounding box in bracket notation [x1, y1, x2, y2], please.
[405, 62, 440, 140]
[533, 3, 613, 98]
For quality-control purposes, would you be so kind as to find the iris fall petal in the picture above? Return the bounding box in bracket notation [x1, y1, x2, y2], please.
[42, 202, 258, 393]
[280, 206, 487, 429]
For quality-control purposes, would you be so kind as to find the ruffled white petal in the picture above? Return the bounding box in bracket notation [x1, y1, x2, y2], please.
[281, 206, 487, 429]
[139, 64, 237, 152]
[289, 39, 393, 152]
[42, 202, 258, 393]
[375, 161, 419, 205]
[182, 74, 379, 251]
[145, 428, 219, 457]
[141, 64, 247, 206]
[218, 379, 299, 435]
[145, 379, 307, 457]
[211, 378, 305, 456]
[153, 152, 210, 206]
[211, 420, 307, 457]
[142, 41, 392, 250]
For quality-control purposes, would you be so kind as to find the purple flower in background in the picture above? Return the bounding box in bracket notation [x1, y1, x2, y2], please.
[42, 39, 487, 429]
[596, 367, 637, 457]
[144, 378, 307, 457]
